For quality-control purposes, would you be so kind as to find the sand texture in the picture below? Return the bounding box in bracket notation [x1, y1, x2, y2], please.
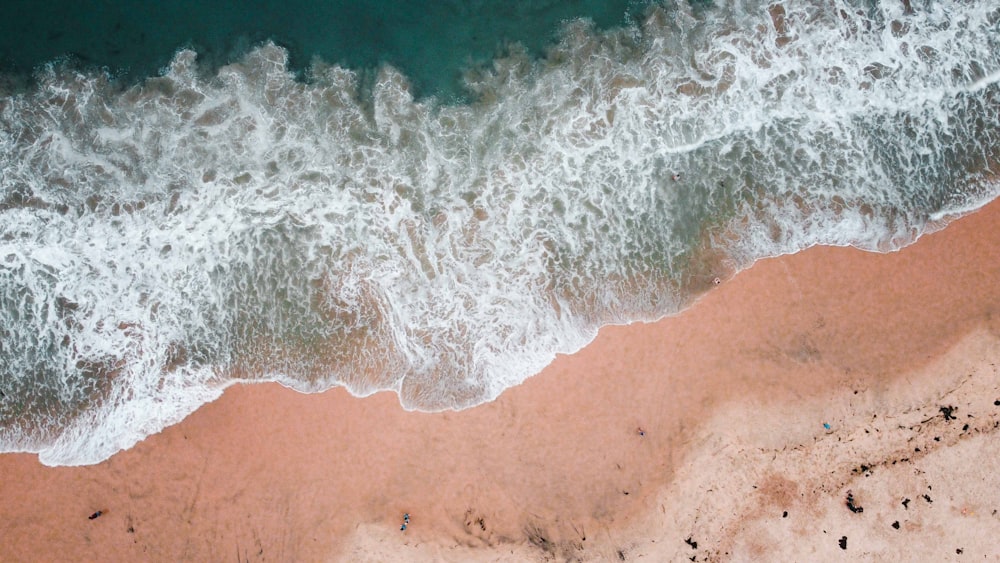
[2, 199, 999, 562]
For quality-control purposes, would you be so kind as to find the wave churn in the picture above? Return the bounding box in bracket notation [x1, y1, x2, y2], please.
[1, 0, 998, 465]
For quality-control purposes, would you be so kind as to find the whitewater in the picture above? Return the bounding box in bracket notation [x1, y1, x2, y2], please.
[1, 0, 998, 465]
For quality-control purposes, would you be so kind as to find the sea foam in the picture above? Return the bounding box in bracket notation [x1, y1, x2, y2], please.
[1, 0, 998, 465]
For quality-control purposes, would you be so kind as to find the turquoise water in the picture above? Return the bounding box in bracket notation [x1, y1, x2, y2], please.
[0, 0, 648, 100]
[1, 1, 999, 465]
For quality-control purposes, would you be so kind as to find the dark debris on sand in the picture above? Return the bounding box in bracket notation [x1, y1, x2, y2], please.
[851, 463, 873, 477]
[845, 490, 864, 514]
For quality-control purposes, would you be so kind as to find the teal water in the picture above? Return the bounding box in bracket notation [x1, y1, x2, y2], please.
[0, 0, 648, 100]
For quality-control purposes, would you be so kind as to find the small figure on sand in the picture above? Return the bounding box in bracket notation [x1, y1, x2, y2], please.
[712, 277, 722, 285]
[401, 512, 410, 531]
[88, 510, 104, 520]
[637, 427, 645, 437]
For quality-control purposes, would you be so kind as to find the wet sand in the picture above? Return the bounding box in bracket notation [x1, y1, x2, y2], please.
[2, 198, 999, 561]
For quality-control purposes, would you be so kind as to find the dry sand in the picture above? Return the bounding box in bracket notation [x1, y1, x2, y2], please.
[1, 198, 999, 562]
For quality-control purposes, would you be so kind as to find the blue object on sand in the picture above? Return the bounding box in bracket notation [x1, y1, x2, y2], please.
[401, 524, 407, 531]
[823, 423, 831, 430]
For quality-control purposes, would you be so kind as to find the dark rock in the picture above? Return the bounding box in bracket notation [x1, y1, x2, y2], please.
[839, 536, 847, 550]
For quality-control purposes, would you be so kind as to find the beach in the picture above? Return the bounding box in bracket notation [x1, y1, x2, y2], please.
[1, 194, 997, 561]
[1, 2, 999, 560]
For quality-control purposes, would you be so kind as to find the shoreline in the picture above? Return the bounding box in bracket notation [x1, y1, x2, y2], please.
[2, 198, 1000, 561]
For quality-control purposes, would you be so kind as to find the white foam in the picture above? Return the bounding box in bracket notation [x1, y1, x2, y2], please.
[1, 0, 998, 465]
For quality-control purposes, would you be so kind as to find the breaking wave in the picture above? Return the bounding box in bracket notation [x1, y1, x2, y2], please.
[1, 0, 998, 465]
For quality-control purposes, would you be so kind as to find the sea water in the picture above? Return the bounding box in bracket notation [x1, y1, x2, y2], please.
[0, 0, 648, 102]
[1, 0, 998, 465]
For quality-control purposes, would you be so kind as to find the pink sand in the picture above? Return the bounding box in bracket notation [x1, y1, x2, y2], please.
[2, 199, 1000, 561]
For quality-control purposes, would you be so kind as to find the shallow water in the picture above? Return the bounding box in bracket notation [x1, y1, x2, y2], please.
[1, 0, 998, 465]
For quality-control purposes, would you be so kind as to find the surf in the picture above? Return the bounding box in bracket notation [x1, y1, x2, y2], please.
[1, 0, 998, 465]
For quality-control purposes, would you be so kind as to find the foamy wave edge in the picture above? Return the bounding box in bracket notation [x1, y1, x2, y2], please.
[1, 0, 998, 465]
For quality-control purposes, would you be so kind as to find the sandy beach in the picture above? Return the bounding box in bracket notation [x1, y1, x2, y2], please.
[2, 196, 999, 562]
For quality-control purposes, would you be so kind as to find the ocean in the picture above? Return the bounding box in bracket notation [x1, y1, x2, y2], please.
[1, 0, 998, 466]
